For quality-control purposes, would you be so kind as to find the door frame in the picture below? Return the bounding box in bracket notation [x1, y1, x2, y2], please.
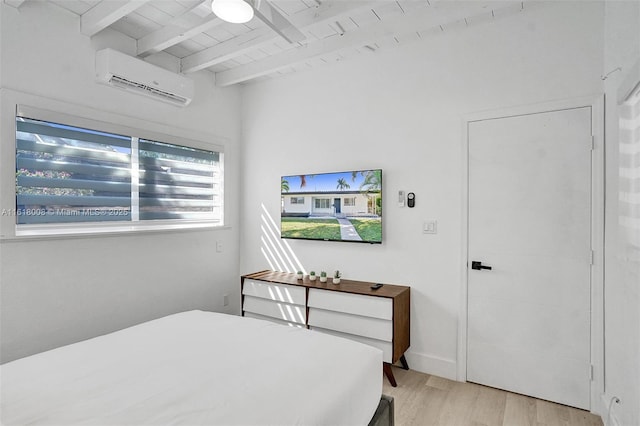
[458, 95, 605, 412]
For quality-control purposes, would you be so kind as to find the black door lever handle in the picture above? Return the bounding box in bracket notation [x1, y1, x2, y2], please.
[471, 261, 492, 270]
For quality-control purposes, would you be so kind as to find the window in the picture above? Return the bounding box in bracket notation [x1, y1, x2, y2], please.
[290, 197, 304, 204]
[138, 139, 220, 221]
[16, 118, 132, 224]
[344, 197, 356, 207]
[314, 198, 330, 209]
[13, 109, 222, 235]
[619, 79, 640, 250]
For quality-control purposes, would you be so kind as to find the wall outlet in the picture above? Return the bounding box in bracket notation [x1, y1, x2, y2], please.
[223, 294, 229, 306]
[216, 241, 223, 253]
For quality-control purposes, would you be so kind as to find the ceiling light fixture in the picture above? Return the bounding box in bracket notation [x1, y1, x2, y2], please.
[211, 0, 254, 24]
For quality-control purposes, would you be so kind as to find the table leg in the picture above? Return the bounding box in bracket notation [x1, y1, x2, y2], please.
[399, 355, 409, 370]
[383, 363, 397, 387]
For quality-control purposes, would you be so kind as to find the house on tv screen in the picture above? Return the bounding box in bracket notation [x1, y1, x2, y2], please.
[282, 191, 381, 218]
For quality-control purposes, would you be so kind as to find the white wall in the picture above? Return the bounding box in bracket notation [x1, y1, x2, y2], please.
[0, 2, 242, 362]
[603, 1, 640, 425]
[240, 2, 604, 380]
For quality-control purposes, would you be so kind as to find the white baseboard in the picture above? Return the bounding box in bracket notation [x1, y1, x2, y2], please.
[402, 350, 457, 380]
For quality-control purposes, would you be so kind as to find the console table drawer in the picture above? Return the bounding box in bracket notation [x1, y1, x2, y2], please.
[308, 308, 392, 341]
[308, 288, 392, 320]
[244, 312, 306, 329]
[311, 327, 393, 363]
[242, 279, 306, 305]
[242, 270, 410, 387]
[243, 296, 306, 325]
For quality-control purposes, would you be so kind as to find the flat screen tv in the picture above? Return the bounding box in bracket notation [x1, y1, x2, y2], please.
[281, 169, 382, 244]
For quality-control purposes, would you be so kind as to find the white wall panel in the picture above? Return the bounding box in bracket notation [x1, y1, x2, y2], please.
[239, 1, 604, 381]
[0, 1, 242, 363]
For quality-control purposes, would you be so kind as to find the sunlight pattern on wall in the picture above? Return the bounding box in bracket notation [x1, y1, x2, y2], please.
[619, 81, 640, 258]
[260, 203, 305, 273]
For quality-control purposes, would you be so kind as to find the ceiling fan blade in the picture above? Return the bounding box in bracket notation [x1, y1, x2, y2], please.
[249, 0, 306, 43]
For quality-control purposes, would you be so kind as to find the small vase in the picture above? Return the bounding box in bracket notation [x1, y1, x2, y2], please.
[332, 278, 341, 284]
[309, 275, 316, 281]
[296, 273, 303, 280]
[320, 276, 327, 283]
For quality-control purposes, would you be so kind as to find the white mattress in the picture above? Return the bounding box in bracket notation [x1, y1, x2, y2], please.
[1, 310, 382, 425]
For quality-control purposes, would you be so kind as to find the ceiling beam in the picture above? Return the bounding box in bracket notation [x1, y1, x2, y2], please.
[181, 1, 385, 73]
[214, 3, 497, 86]
[137, 15, 224, 57]
[250, 0, 306, 44]
[3, 0, 27, 8]
[81, 0, 151, 37]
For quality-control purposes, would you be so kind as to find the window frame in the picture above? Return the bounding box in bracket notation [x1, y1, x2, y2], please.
[3, 104, 225, 239]
[290, 197, 305, 204]
[314, 198, 330, 209]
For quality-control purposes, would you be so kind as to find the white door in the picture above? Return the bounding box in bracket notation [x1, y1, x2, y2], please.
[467, 107, 592, 410]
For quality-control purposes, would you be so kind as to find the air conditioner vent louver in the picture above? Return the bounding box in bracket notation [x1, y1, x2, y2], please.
[95, 48, 194, 107]
[109, 75, 190, 105]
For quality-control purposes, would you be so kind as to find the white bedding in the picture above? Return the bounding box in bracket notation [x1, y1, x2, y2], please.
[1, 310, 382, 425]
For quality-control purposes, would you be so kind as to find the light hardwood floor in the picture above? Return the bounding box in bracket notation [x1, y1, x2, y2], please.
[382, 367, 603, 426]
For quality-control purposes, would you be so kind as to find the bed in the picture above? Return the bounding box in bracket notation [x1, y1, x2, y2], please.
[1, 310, 393, 425]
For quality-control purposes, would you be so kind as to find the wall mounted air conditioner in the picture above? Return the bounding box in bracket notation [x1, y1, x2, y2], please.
[95, 48, 194, 107]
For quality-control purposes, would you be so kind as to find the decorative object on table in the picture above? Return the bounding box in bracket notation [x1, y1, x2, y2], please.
[309, 271, 316, 281]
[320, 271, 327, 283]
[296, 271, 304, 280]
[333, 270, 342, 284]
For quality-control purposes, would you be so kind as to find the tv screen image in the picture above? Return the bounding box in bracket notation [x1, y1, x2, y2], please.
[280, 169, 382, 244]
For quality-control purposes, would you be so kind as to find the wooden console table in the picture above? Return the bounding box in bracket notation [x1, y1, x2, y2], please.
[241, 270, 410, 386]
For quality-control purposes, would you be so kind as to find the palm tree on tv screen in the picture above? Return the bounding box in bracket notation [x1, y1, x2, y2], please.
[281, 178, 290, 193]
[360, 170, 382, 216]
[336, 178, 350, 190]
[359, 170, 381, 193]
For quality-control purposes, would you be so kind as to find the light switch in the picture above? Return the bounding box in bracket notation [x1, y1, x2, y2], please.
[216, 241, 223, 252]
[423, 220, 437, 234]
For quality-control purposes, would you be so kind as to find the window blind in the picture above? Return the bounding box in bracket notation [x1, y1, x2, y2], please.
[16, 118, 132, 224]
[14, 112, 223, 232]
[619, 83, 640, 249]
[138, 139, 221, 221]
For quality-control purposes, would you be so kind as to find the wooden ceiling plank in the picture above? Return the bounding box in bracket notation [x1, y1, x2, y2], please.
[214, 2, 493, 86]
[269, 0, 309, 17]
[4, 0, 27, 8]
[80, 0, 151, 36]
[182, 26, 275, 72]
[137, 15, 224, 57]
[49, 0, 96, 16]
[135, 3, 174, 27]
[181, 0, 386, 73]
[215, 32, 357, 86]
